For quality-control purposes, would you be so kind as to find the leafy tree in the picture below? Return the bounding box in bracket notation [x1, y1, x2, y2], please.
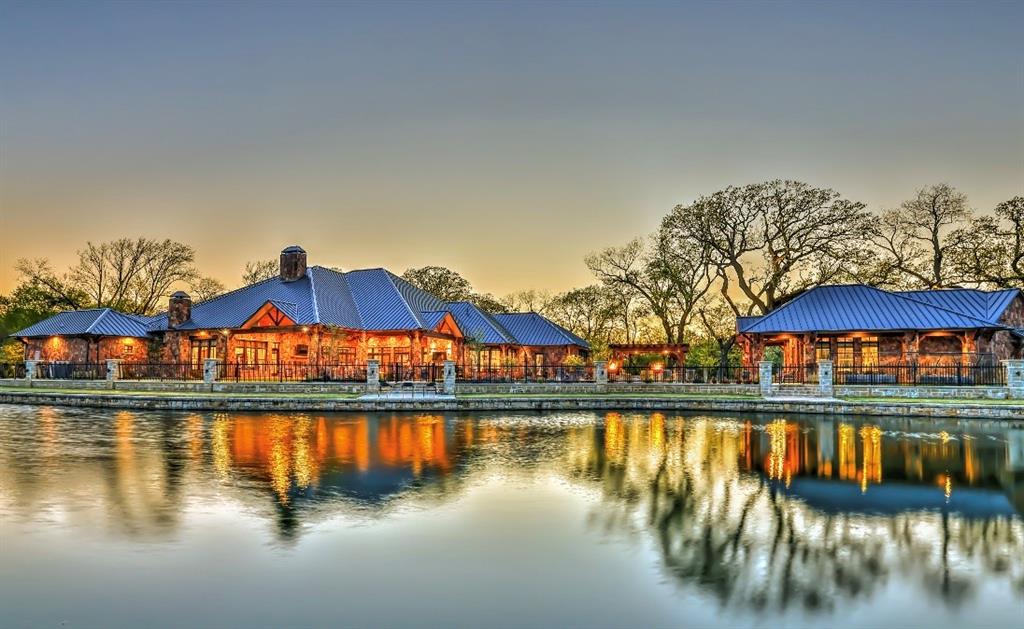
[501, 289, 554, 314]
[467, 292, 509, 314]
[948, 196, 1024, 288]
[546, 285, 617, 344]
[665, 180, 870, 315]
[689, 297, 740, 369]
[401, 266, 474, 302]
[0, 277, 89, 361]
[869, 183, 971, 288]
[242, 259, 279, 285]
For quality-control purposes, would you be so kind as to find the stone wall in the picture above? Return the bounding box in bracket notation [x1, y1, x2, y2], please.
[1, 388, 1021, 421]
[22, 336, 148, 363]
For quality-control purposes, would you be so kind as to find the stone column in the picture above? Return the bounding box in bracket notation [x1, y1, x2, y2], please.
[106, 359, 121, 382]
[817, 359, 833, 397]
[594, 360, 608, 385]
[24, 359, 37, 382]
[759, 361, 774, 397]
[1005, 360, 1024, 398]
[367, 359, 380, 392]
[203, 358, 220, 385]
[443, 360, 456, 395]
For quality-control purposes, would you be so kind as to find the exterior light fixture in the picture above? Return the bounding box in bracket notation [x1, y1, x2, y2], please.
[220, 329, 230, 336]
[301, 326, 310, 332]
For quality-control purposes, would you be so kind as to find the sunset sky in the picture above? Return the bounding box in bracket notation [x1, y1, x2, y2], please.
[1, 1, 1022, 296]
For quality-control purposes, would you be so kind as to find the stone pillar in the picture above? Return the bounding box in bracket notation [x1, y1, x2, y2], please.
[203, 358, 220, 385]
[367, 359, 380, 391]
[443, 360, 456, 395]
[759, 361, 774, 397]
[817, 359, 833, 397]
[594, 360, 608, 385]
[106, 359, 121, 382]
[24, 359, 37, 382]
[1005, 360, 1024, 398]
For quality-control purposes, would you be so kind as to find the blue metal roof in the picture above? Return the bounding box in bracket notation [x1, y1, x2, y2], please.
[895, 288, 1020, 324]
[492, 312, 590, 348]
[446, 302, 517, 345]
[743, 285, 1012, 334]
[12, 308, 151, 338]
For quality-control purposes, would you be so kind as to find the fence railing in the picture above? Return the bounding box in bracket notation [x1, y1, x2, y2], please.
[223, 362, 370, 383]
[773, 363, 818, 385]
[118, 362, 201, 381]
[457, 363, 595, 383]
[30, 362, 105, 380]
[608, 365, 759, 384]
[0, 363, 27, 379]
[834, 363, 1006, 386]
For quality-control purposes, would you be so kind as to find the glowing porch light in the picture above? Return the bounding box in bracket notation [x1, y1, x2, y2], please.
[301, 326, 310, 332]
[608, 362, 618, 371]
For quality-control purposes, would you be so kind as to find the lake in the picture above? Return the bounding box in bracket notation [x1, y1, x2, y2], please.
[0, 405, 1021, 628]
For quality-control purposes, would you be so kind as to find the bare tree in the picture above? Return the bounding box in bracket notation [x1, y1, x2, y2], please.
[869, 184, 971, 288]
[665, 180, 870, 315]
[189, 276, 227, 302]
[586, 233, 713, 343]
[546, 285, 617, 344]
[67, 238, 198, 314]
[13, 258, 87, 311]
[948, 196, 1024, 288]
[242, 259, 279, 285]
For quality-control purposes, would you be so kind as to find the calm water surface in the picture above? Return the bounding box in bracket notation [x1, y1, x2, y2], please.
[0, 405, 1022, 628]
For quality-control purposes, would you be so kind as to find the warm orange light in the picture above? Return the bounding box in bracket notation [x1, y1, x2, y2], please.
[123, 337, 134, 345]
[220, 329, 230, 336]
[652, 362, 663, 371]
[301, 326, 310, 332]
[608, 362, 618, 371]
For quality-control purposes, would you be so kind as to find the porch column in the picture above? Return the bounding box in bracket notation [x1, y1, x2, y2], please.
[594, 360, 608, 385]
[24, 359, 37, 383]
[106, 359, 121, 383]
[443, 360, 456, 395]
[203, 358, 220, 384]
[367, 359, 380, 392]
[1005, 360, 1024, 398]
[817, 360, 833, 397]
[759, 361, 774, 397]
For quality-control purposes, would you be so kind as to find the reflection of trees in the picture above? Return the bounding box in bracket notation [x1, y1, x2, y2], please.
[567, 413, 1024, 613]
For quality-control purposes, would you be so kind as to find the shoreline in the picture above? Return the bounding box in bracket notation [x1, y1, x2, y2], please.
[2, 387, 1022, 422]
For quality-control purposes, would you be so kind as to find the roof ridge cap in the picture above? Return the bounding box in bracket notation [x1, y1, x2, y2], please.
[84, 308, 111, 334]
[307, 267, 321, 324]
[382, 270, 430, 328]
[887, 288, 1002, 326]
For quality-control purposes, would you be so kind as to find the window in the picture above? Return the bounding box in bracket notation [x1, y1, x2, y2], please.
[190, 338, 218, 367]
[234, 340, 266, 365]
[123, 343, 135, 356]
[861, 337, 879, 367]
[815, 340, 831, 362]
[836, 338, 854, 367]
[338, 348, 355, 364]
[295, 344, 309, 358]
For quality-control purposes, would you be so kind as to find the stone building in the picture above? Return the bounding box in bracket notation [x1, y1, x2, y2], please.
[737, 284, 1024, 372]
[13, 246, 589, 375]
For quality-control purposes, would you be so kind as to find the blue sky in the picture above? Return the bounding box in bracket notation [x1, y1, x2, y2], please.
[1, 1, 1021, 293]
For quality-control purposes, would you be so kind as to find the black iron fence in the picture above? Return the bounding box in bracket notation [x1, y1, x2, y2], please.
[223, 362, 370, 383]
[608, 365, 759, 384]
[773, 363, 818, 385]
[834, 363, 1006, 386]
[118, 362, 201, 381]
[30, 362, 105, 380]
[457, 363, 594, 383]
[0, 363, 26, 379]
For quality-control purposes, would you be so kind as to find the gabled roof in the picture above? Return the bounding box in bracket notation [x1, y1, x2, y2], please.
[492, 312, 590, 348]
[741, 285, 1008, 334]
[145, 266, 450, 332]
[446, 302, 517, 345]
[894, 288, 1020, 324]
[12, 308, 151, 338]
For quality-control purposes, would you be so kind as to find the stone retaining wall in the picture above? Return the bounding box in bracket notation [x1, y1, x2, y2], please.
[2, 389, 1021, 421]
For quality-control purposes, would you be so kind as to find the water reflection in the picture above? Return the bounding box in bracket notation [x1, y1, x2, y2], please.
[0, 405, 1021, 621]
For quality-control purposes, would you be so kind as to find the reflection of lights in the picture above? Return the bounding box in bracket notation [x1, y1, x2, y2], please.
[859, 425, 883, 493]
[767, 420, 788, 484]
[211, 414, 231, 478]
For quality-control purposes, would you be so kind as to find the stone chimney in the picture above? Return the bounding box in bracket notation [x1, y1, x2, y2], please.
[280, 246, 307, 282]
[168, 291, 192, 328]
